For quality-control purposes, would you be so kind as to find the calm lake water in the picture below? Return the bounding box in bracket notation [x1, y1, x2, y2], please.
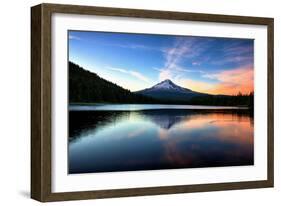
[68, 104, 254, 174]
[69, 104, 247, 111]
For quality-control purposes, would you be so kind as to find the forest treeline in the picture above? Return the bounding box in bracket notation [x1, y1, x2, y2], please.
[69, 61, 254, 108]
[69, 62, 157, 104]
[188, 92, 254, 108]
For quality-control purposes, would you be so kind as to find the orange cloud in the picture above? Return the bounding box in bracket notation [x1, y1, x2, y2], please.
[178, 79, 216, 93]
[179, 66, 254, 95]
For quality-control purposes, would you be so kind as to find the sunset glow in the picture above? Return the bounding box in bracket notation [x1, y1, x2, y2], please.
[69, 31, 254, 95]
[179, 66, 254, 95]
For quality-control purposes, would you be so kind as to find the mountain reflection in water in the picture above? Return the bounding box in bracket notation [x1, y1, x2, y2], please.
[68, 109, 254, 174]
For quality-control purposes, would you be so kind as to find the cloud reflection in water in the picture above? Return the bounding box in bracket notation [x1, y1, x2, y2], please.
[68, 109, 253, 174]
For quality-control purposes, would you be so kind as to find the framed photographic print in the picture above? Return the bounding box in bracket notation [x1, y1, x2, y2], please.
[31, 3, 274, 202]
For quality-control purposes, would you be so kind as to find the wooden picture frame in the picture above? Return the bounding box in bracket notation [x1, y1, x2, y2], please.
[31, 3, 274, 202]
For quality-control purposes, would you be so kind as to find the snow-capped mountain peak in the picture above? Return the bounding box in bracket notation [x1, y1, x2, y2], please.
[152, 79, 176, 90]
[151, 79, 189, 92]
[135, 79, 207, 102]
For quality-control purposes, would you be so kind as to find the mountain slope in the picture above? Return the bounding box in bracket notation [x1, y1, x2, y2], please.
[135, 79, 209, 102]
[69, 62, 157, 103]
[68, 62, 253, 106]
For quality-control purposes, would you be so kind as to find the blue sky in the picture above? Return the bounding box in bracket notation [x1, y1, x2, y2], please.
[69, 30, 254, 95]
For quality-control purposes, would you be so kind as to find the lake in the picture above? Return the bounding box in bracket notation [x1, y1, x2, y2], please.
[68, 104, 254, 174]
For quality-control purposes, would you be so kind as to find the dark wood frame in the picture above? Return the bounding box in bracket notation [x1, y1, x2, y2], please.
[31, 3, 274, 202]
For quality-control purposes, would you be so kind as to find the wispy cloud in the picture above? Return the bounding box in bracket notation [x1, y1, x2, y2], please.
[162, 37, 202, 69]
[111, 41, 163, 51]
[180, 66, 254, 95]
[158, 37, 212, 81]
[210, 42, 254, 66]
[224, 43, 253, 56]
[111, 43, 160, 51]
[156, 37, 254, 95]
[203, 65, 253, 83]
[107, 66, 150, 83]
[192, 61, 201, 66]
[210, 56, 253, 66]
[155, 66, 205, 82]
[69, 35, 81, 41]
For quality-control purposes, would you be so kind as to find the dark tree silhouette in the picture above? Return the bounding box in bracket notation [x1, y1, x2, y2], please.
[69, 61, 254, 108]
[69, 62, 158, 104]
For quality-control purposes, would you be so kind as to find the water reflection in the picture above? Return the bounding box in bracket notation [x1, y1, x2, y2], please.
[69, 109, 254, 174]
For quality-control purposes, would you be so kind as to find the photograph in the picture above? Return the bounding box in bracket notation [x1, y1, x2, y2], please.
[30, 3, 274, 201]
[68, 30, 254, 174]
